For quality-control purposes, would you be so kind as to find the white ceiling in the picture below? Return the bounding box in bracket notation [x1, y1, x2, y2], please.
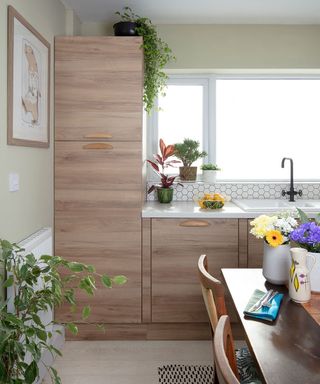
[63, 0, 320, 24]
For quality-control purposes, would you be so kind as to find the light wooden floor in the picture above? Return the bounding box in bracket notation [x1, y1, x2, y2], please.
[43, 340, 213, 384]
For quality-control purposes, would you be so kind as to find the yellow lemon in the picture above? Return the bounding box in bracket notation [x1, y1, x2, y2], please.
[213, 193, 225, 202]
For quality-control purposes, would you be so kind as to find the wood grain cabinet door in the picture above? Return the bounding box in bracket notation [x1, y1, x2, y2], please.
[151, 218, 239, 323]
[247, 219, 264, 267]
[55, 37, 143, 142]
[55, 141, 142, 323]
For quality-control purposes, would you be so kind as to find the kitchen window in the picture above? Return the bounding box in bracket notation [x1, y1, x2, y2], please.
[149, 75, 320, 181]
[148, 77, 209, 174]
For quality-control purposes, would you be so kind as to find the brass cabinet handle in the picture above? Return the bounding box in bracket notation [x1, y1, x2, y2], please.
[82, 143, 113, 150]
[83, 133, 113, 139]
[179, 220, 210, 227]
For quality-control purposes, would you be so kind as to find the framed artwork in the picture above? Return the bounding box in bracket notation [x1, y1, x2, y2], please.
[7, 6, 50, 148]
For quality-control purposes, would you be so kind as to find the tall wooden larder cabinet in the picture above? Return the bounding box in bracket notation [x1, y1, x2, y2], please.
[54, 37, 143, 334]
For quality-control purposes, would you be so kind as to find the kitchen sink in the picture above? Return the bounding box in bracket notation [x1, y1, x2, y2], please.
[233, 199, 320, 212]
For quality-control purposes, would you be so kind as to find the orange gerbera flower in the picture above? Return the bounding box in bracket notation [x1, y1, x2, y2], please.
[266, 230, 283, 247]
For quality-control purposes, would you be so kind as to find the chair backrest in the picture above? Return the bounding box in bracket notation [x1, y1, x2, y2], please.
[197, 254, 228, 331]
[214, 315, 240, 384]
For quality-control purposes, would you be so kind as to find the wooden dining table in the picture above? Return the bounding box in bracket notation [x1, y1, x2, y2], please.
[222, 268, 320, 384]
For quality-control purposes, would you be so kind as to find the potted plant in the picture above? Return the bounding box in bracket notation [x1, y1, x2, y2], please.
[114, 7, 175, 113]
[0, 239, 126, 383]
[250, 211, 298, 284]
[201, 163, 221, 183]
[174, 138, 207, 181]
[113, 7, 138, 36]
[147, 139, 181, 203]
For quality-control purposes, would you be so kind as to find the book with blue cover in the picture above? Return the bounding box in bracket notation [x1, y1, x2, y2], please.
[243, 289, 284, 322]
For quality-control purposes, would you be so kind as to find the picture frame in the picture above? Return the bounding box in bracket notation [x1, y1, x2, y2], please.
[7, 6, 50, 148]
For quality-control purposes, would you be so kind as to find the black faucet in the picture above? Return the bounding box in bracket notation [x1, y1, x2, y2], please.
[281, 157, 302, 202]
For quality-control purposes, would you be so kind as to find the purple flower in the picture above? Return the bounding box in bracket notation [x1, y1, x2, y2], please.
[290, 222, 320, 252]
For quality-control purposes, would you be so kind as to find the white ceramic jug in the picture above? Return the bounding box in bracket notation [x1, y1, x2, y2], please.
[263, 243, 290, 284]
[307, 252, 320, 293]
[289, 248, 316, 303]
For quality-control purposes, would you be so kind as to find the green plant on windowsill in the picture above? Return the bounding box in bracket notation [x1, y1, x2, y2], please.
[174, 138, 207, 181]
[147, 138, 182, 203]
[115, 7, 175, 113]
[200, 163, 221, 171]
[201, 163, 221, 183]
[0, 239, 126, 384]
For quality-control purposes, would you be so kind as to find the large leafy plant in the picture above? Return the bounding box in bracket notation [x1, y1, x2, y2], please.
[147, 138, 181, 193]
[0, 239, 126, 384]
[174, 138, 207, 167]
[115, 7, 175, 113]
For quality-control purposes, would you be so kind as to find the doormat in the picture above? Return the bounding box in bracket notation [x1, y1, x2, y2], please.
[158, 364, 214, 384]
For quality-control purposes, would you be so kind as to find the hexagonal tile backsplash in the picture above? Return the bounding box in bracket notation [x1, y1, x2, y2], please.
[146, 182, 320, 201]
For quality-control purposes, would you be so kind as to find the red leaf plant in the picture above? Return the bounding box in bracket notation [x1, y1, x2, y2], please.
[147, 139, 182, 194]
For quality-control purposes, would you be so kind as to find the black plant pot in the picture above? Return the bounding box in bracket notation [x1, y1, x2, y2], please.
[113, 22, 138, 36]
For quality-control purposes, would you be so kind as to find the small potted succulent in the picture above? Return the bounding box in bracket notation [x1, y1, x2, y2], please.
[201, 163, 221, 183]
[114, 7, 175, 113]
[147, 139, 181, 203]
[174, 138, 207, 181]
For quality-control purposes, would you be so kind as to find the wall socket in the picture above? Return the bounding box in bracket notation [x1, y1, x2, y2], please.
[9, 173, 19, 192]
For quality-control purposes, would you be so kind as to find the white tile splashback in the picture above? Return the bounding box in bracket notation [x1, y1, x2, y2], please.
[146, 182, 320, 201]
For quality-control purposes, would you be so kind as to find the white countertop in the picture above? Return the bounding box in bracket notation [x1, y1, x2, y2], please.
[142, 201, 256, 218]
[142, 200, 320, 219]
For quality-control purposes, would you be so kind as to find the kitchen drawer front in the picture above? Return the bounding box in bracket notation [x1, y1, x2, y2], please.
[55, 37, 143, 141]
[151, 218, 239, 323]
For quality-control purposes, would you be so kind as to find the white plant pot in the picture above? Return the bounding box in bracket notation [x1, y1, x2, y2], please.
[202, 170, 217, 183]
[307, 252, 320, 293]
[263, 242, 291, 285]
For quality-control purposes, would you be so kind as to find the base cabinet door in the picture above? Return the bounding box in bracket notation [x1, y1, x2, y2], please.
[248, 219, 264, 267]
[151, 218, 239, 323]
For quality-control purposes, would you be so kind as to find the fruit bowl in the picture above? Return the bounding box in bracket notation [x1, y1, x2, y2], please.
[197, 193, 225, 210]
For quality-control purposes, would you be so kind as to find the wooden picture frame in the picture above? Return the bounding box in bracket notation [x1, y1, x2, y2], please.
[7, 6, 50, 148]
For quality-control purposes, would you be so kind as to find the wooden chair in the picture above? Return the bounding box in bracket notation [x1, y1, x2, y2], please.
[198, 254, 240, 382]
[197, 254, 228, 332]
[214, 315, 240, 384]
[198, 255, 261, 384]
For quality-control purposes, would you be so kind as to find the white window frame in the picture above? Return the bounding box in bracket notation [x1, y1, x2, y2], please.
[147, 76, 210, 179]
[147, 73, 320, 182]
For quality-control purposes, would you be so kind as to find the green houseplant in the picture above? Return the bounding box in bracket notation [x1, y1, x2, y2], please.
[174, 138, 207, 181]
[114, 7, 175, 113]
[0, 239, 126, 384]
[147, 139, 181, 203]
[201, 163, 221, 183]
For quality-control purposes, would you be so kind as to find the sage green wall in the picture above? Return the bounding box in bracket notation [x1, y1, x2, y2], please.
[66, 7, 81, 36]
[81, 22, 320, 69]
[81, 21, 111, 36]
[157, 25, 320, 69]
[0, 0, 66, 243]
